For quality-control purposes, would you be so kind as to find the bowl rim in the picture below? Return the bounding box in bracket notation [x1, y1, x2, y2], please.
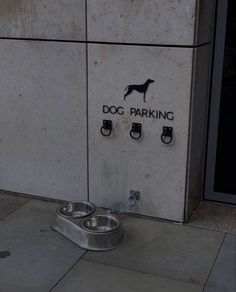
[80, 214, 121, 233]
[57, 200, 96, 219]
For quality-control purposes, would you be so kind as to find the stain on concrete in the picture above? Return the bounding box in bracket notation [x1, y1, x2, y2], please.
[39, 228, 50, 233]
[0, 251, 11, 259]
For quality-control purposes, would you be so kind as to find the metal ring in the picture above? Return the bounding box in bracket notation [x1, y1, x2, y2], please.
[161, 134, 173, 144]
[100, 126, 112, 137]
[130, 130, 142, 140]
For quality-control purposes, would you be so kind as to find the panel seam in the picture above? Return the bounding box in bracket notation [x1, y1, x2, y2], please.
[0, 37, 210, 49]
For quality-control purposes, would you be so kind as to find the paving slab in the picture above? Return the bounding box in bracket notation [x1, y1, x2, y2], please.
[84, 215, 224, 285]
[0, 192, 30, 220]
[188, 201, 236, 234]
[204, 234, 236, 292]
[52, 259, 203, 292]
[0, 200, 86, 292]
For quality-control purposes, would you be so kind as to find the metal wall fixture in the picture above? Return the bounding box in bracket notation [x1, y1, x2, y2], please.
[130, 123, 142, 140]
[100, 122, 174, 145]
[161, 126, 173, 144]
[100, 120, 113, 137]
[52, 201, 124, 251]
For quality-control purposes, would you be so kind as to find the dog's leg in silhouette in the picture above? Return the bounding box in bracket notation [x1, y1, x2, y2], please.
[143, 91, 146, 103]
[124, 86, 132, 101]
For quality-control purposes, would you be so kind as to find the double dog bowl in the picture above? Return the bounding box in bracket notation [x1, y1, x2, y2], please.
[53, 201, 124, 251]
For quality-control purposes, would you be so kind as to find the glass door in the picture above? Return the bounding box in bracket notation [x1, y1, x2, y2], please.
[205, 0, 236, 204]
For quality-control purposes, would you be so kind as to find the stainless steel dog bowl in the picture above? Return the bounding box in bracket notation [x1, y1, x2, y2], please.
[58, 201, 95, 219]
[53, 203, 124, 251]
[81, 214, 120, 233]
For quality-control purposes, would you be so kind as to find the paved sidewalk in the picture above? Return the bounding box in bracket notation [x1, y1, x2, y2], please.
[0, 193, 235, 292]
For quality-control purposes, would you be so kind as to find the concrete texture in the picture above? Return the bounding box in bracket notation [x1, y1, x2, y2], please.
[0, 40, 87, 201]
[0, 200, 86, 292]
[204, 234, 236, 292]
[188, 201, 236, 234]
[0, 191, 30, 220]
[195, 0, 216, 45]
[84, 215, 224, 285]
[0, 0, 86, 40]
[88, 43, 193, 221]
[88, 0, 215, 45]
[186, 45, 212, 220]
[52, 260, 203, 292]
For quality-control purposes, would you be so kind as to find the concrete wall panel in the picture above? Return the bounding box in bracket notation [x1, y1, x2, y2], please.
[0, 40, 87, 201]
[195, 0, 216, 45]
[185, 45, 212, 219]
[0, 0, 86, 40]
[88, 44, 193, 221]
[88, 0, 214, 46]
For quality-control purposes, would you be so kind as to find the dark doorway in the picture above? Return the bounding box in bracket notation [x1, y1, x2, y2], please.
[205, 0, 236, 204]
[214, 0, 236, 194]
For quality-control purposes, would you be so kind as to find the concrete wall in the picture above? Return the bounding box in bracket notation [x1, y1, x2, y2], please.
[0, 0, 86, 40]
[0, 0, 215, 221]
[0, 41, 87, 201]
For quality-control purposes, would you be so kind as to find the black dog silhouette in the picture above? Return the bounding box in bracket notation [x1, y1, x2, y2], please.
[124, 79, 154, 103]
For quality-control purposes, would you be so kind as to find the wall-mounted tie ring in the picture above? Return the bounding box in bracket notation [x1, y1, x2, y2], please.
[100, 120, 112, 137]
[130, 123, 142, 140]
[161, 126, 173, 144]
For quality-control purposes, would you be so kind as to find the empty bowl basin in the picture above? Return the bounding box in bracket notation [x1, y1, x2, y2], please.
[59, 201, 95, 219]
[81, 214, 120, 233]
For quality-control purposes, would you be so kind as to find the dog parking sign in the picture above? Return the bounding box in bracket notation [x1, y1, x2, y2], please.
[102, 79, 175, 121]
